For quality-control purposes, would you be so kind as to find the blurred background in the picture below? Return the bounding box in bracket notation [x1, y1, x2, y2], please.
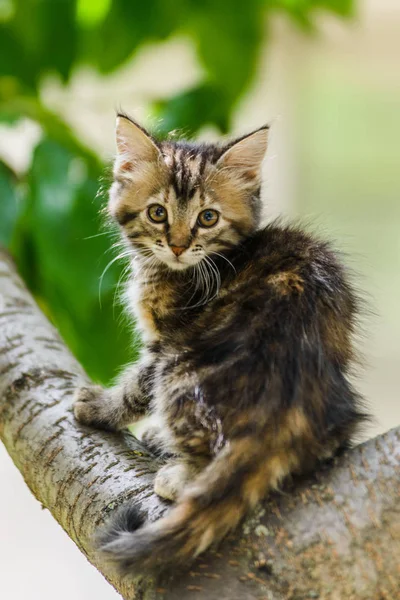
[0, 0, 399, 598]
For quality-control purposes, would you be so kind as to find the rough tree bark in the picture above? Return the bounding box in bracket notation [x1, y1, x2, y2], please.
[0, 248, 399, 600]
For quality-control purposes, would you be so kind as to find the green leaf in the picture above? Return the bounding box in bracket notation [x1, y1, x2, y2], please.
[0, 0, 78, 88]
[154, 84, 231, 136]
[0, 24, 37, 89]
[19, 138, 135, 383]
[82, 0, 186, 73]
[188, 0, 263, 99]
[77, 0, 112, 27]
[0, 160, 20, 246]
[269, 0, 353, 30]
[152, 0, 265, 135]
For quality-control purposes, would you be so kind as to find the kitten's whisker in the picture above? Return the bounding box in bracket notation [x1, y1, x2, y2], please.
[181, 263, 206, 310]
[113, 244, 153, 314]
[209, 251, 236, 274]
[113, 262, 132, 317]
[132, 254, 157, 280]
[203, 256, 221, 303]
[107, 241, 126, 255]
[183, 265, 202, 309]
[99, 250, 132, 308]
[197, 261, 208, 306]
[141, 254, 159, 270]
[185, 259, 216, 309]
[83, 231, 112, 240]
[203, 260, 212, 304]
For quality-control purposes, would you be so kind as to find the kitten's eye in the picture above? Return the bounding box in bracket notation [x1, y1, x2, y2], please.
[197, 209, 219, 228]
[147, 204, 167, 223]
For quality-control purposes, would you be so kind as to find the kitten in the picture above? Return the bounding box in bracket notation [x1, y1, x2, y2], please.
[73, 114, 367, 572]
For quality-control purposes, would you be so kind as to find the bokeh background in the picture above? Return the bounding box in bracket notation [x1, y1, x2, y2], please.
[1, 0, 399, 598]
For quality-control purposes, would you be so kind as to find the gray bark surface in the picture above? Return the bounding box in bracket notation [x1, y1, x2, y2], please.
[0, 248, 398, 600]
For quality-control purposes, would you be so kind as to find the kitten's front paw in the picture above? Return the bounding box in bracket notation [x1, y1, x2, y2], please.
[73, 385, 113, 430]
[141, 425, 163, 455]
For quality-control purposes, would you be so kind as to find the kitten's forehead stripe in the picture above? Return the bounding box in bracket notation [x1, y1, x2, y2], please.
[179, 151, 189, 205]
[162, 144, 213, 208]
[199, 152, 207, 177]
[170, 148, 178, 197]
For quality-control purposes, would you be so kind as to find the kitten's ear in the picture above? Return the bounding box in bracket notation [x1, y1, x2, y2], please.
[115, 114, 161, 171]
[217, 126, 269, 176]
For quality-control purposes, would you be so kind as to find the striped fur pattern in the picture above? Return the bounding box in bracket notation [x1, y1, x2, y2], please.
[73, 114, 368, 572]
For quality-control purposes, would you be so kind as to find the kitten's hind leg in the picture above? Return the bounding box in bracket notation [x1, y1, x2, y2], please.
[154, 461, 195, 502]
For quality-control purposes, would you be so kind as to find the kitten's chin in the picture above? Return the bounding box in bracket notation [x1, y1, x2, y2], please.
[162, 259, 193, 272]
[152, 250, 200, 271]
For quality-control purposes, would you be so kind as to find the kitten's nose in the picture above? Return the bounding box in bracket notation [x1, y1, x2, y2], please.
[170, 245, 186, 257]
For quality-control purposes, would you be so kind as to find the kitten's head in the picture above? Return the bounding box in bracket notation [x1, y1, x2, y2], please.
[109, 114, 268, 271]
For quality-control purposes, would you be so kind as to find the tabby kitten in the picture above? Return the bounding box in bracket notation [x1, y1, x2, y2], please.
[73, 114, 367, 572]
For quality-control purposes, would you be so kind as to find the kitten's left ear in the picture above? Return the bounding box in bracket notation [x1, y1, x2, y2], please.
[115, 114, 161, 173]
[216, 126, 269, 176]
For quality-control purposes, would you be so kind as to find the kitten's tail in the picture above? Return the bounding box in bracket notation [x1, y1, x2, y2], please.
[97, 436, 294, 572]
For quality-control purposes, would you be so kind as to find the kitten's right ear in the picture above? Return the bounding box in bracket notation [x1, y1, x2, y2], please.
[115, 114, 161, 172]
[216, 126, 269, 176]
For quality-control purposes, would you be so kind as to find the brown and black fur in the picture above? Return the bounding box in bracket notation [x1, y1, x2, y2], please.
[73, 114, 368, 573]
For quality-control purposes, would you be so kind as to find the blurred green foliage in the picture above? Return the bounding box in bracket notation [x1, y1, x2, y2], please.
[0, 0, 353, 383]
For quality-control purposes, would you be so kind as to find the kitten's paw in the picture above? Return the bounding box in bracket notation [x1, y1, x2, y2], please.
[141, 425, 163, 455]
[154, 462, 190, 502]
[73, 385, 113, 430]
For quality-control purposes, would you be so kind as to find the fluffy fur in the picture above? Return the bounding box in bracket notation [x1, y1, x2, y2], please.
[73, 114, 368, 573]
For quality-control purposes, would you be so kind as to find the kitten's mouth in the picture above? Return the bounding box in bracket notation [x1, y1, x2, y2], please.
[164, 256, 192, 271]
[156, 252, 198, 271]
[147, 246, 199, 271]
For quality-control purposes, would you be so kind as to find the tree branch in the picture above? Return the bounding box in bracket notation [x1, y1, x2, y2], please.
[0, 248, 399, 600]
